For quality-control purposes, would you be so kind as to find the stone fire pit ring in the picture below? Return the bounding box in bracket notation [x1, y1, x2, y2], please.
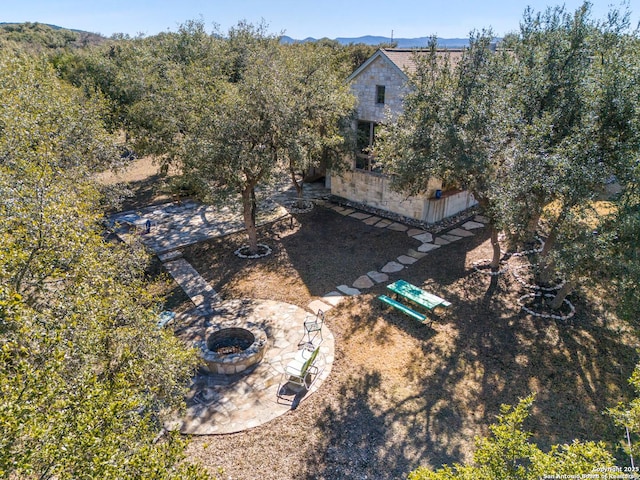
[200, 323, 268, 375]
[176, 299, 335, 435]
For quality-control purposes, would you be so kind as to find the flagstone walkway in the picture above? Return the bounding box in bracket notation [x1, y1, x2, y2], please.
[109, 198, 289, 255]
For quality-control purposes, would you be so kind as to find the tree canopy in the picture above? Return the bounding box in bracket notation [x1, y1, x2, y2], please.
[88, 20, 357, 254]
[2, 9, 639, 478]
[376, 2, 640, 310]
[409, 396, 614, 480]
[0, 22, 106, 53]
[0, 50, 205, 479]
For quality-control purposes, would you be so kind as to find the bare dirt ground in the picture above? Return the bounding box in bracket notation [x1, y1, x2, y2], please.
[102, 157, 639, 479]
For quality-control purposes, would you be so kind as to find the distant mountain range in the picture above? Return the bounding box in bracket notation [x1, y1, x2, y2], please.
[280, 35, 472, 48]
[1, 22, 474, 49]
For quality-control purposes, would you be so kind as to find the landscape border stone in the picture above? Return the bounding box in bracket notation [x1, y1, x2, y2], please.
[517, 293, 576, 320]
[234, 244, 273, 259]
[472, 259, 509, 276]
[511, 264, 566, 291]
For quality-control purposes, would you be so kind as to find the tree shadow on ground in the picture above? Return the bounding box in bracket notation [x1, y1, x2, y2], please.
[301, 223, 639, 473]
[183, 206, 433, 308]
[167, 201, 638, 476]
[303, 371, 440, 480]
[276, 208, 423, 297]
[103, 174, 174, 213]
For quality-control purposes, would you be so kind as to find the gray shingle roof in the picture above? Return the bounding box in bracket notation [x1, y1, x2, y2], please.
[380, 48, 464, 75]
[346, 47, 465, 84]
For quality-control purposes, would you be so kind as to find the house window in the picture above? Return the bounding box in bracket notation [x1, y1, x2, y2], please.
[356, 121, 375, 153]
[355, 120, 382, 172]
[376, 85, 385, 104]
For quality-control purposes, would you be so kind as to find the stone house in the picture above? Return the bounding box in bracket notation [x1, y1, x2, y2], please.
[328, 48, 477, 224]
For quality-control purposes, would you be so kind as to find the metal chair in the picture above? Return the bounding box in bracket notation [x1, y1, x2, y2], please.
[277, 345, 324, 402]
[303, 309, 324, 345]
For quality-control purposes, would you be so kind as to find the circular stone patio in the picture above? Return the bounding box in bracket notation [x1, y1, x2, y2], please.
[172, 299, 334, 435]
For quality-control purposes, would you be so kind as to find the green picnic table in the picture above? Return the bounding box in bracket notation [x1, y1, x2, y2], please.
[386, 279, 451, 311]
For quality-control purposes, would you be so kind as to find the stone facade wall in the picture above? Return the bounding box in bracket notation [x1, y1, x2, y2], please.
[331, 170, 476, 224]
[350, 56, 410, 122]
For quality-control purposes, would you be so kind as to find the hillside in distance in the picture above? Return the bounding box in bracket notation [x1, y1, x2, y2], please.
[0, 22, 108, 49]
[280, 35, 472, 48]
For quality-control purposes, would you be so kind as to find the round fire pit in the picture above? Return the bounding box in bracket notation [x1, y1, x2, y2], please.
[201, 326, 267, 375]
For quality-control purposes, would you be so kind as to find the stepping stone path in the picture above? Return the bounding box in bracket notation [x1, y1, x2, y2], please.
[353, 275, 375, 289]
[337, 284, 361, 296]
[306, 204, 488, 316]
[448, 228, 475, 238]
[412, 232, 434, 243]
[407, 249, 428, 259]
[142, 198, 487, 322]
[322, 292, 346, 306]
[462, 220, 485, 230]
[374, 219, 392, 228]
[440, 234, 463, 243]
[397, 255, 418, 265]
[418, 243, 441, 253]
[381, 261, 405, 273]
[387, 222, 409, 232]
[363, 216, 382, 225]
[367, 271, 389, 283]
[434, 237, 451, 245]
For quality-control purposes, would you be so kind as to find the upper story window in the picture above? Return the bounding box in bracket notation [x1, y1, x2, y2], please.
[376, 85, 386, 104]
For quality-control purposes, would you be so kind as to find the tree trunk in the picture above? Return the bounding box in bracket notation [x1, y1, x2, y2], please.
[548, 280, 573, 310]
[289, 164, 304, 207]
[538, 220, 557, 285]
[539, 224, 557, 260]
[538, 203, 569, 285]
[525, 210, 541, 243]
[490, 225, 502, 270]
[241, 184, 259, 254]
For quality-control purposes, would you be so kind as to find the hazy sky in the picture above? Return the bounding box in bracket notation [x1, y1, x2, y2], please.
[3, 0, 637, 39]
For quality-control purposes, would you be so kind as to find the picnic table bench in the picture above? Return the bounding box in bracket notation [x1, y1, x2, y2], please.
[378, 295, 427, 322]
[387, 280, 451, 310]
[378, 280, 450, 326]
